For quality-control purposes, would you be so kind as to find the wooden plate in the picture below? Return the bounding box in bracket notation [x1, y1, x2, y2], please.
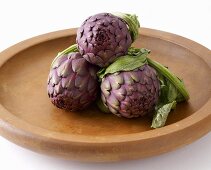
[0, 28, 210, 162]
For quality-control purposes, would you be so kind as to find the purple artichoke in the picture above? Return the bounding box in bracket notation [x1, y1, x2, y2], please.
[101, 64, 160, 118]
[47, 52, 99, 111]
[76, 13, 139, 67]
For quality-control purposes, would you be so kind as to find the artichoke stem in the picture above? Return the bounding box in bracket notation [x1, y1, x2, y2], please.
[112, 12, 140, 42]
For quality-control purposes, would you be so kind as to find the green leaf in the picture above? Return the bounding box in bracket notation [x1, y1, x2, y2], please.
[156, 73, 168, 104]
[176, 92, 186, 102]
[128, 47, 150, 55]
[97, 68, 106, 81]
[166, 80, 178, 102]
[163, 77, 186, 103]
[151, 101, 177, 128]
[176, 79, 186, 102]
[152, 71, 187, 128]
[97, 48, 149, 79]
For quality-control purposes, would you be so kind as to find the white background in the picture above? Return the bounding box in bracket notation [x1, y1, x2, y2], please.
[0, 0, 210, 169]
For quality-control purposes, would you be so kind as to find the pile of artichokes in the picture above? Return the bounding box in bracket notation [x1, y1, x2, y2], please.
[47, 13, 189, 128]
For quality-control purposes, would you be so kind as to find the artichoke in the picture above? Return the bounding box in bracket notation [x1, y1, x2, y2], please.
[76, 13, 140, 67]
[100, 64, 160, 118]
[47, 48, 99, 111]
[98, 47, 189, 127]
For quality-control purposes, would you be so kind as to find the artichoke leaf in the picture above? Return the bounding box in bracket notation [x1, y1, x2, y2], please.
[151, 101, 176, 128]
[97, 48, 149, 80]
[151, 73, 186, 128]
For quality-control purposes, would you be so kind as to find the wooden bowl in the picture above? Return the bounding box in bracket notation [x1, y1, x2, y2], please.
[0, 28, 210, 162]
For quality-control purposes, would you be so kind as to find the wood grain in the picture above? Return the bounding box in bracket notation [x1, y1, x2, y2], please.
[0, 28, 210, 162]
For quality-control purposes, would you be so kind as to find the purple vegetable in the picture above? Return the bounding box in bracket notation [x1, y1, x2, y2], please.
[47, 52, 99, 111]
[76, 13, 139, 67]
[101, 64, 160, 118]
